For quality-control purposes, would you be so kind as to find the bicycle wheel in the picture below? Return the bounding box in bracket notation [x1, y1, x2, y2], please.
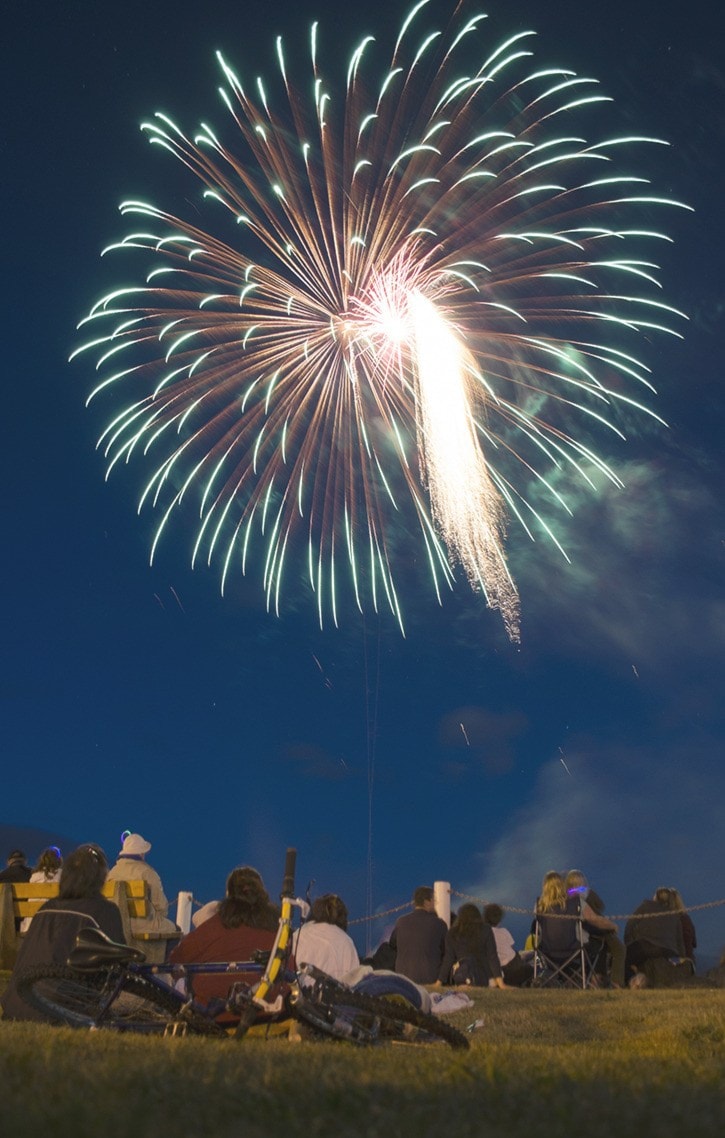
[293, 983, 470, 1050]
[16, 965, 224, 1036]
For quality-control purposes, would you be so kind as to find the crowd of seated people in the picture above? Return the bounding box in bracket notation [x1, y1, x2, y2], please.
[378, 870, 711, 991]
[1, 839, 722, 1028]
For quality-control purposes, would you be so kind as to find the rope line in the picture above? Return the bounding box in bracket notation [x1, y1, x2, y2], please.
[348, 892, 725, 926]
[348, 901, 411, 926]
[452, 889, 725, 921]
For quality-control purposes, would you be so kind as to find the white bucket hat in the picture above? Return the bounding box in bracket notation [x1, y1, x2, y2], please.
[120, 833, 151, 856]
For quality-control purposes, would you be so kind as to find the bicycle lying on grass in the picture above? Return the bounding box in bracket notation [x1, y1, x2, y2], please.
[15, 849, 469, 1050]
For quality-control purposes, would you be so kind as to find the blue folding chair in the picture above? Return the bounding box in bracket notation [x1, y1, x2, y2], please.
[532, 895, 600, 988]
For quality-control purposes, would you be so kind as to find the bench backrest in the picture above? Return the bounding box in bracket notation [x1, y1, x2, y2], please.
[9, 879, 150, 920]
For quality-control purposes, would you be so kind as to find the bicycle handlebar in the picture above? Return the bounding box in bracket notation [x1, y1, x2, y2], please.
[281, 847, 296, 898]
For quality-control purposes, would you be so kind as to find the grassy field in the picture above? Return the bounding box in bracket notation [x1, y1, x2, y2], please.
[1, 986, 723, 1137]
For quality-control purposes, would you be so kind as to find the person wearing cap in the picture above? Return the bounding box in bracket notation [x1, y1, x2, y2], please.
[0, 850, 32, 884]
[107, 832, 177, 957]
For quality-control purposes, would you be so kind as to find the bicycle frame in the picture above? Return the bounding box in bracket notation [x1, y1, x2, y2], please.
[240, 849, 299, 1008]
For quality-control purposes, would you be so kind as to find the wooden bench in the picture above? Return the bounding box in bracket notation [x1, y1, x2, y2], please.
[10, 880, 149, 922]
[0, 880, 178, 969]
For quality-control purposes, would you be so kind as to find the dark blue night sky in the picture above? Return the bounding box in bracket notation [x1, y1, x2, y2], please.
[3, 0, 723, 963]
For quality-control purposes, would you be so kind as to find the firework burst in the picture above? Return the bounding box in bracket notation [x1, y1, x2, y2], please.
[73, 0, 690, 638]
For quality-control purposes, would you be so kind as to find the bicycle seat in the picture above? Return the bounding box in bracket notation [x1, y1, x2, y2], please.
[68, 927, 148, 971]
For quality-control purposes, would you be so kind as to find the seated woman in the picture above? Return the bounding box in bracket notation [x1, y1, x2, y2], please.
[293, 893, 359, 981]
[435, 902, 507, 989]
[1, 844, 126, 1022]
[169, 866, 279, 1018]
[19, 846, 63, 934]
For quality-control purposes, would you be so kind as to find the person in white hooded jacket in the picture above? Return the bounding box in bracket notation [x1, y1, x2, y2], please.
[106, 832, 177, 958]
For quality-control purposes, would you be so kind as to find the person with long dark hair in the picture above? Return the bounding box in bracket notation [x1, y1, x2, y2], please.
[1, 844, 126, 1022]
[169, 866, 280, 1012]
[435, 903, 507, 988]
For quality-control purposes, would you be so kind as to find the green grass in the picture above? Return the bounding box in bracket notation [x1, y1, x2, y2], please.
[1, 988, 724, 1137]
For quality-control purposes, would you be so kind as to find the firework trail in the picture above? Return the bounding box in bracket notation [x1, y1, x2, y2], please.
[73, 0, 690, 638]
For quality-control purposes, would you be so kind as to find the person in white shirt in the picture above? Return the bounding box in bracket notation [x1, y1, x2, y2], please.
[19, 847, 63, 934]
[293, 894, 435, 1024]
[484, 902, 533, 987]
[293, 893, 359, 981]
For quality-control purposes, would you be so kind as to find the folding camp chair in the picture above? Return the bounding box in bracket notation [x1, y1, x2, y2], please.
[532, 895, 601, 988]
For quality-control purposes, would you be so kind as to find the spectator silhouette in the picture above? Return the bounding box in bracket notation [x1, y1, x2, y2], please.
[484, 902, 533, 987]
[169, 866, 279, 1020]
[436, 902, 506, 988]
[0, 850, 31, 884]
[294, 893, 360, 981]
[19, 847, 63, 934]
[107, 832, 177, 957]
[389, 886, 447, 983]
[625, 886, 686, 987]
[564, 869, 625, 987]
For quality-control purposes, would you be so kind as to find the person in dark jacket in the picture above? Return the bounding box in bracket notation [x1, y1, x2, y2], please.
[624, 887, 686, 987]
[436, 903, 507, 988]
[0, 850, 32, 884]
[389, 886, 447, 984]
[1, 844, 125, 1022]
[0, 849, 33, 932]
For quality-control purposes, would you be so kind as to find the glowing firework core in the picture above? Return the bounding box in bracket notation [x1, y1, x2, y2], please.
[346, 272, 520, 638]
[409, 292, 519, 639]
